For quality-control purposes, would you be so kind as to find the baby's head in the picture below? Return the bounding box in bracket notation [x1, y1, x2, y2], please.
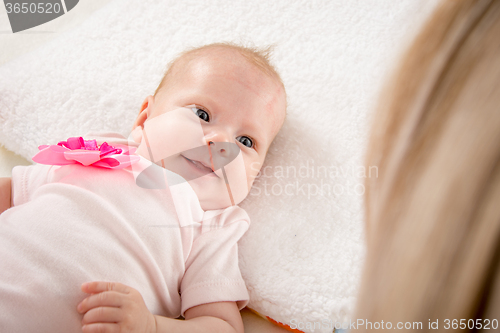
[132, 43, 286, 210]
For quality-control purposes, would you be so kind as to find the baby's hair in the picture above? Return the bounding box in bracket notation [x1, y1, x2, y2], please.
[153, 42, 285, 97]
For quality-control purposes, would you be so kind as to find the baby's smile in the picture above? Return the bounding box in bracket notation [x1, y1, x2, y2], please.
[181, 154, 218, 178]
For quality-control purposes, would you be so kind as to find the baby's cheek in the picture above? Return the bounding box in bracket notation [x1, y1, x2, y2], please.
[224, 153, 250, 204]
[242, 158, 261, 189]
[143, 108, 205, 161]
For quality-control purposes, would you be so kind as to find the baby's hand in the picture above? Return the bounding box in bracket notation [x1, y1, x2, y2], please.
[77, 281, 157, 333]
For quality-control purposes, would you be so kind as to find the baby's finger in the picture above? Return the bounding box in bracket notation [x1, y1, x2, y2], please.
[81, 306, 123, 325]
[82, 322, 120, 333]
[77, 291, 124, 314]
[81, 281, 131, 295]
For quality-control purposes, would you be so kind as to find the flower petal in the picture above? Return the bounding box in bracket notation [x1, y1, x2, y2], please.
[112, 154, 141, 167]
[99, 142, 122, 157]
[33, 138, 141, 169]
[92, 155, 140, 169]
[63, 149, 101, 166]
[83, 139, 98, 150]
[32, 146, 75, 165]
[92, 158, 120, 168]
[58, 137, 85, 150]
[49, 145, 70, 153]
[122, 147, 137, 155]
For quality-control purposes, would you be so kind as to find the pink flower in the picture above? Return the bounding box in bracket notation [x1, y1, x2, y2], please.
[32, 137, 140, 169]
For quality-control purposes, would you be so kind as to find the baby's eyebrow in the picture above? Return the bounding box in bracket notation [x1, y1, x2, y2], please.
[248, 131, 267, 152]
[241, 124, 261, 142]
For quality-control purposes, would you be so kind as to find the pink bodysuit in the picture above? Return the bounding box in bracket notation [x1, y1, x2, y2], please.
[0, 134, 250, 333]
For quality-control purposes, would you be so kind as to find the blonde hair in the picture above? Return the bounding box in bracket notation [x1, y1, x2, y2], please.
[355, 0, 500, 328]
[153, 42, 285, 97]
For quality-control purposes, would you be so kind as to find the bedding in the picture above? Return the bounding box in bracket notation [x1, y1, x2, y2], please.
[0, 0, 439, 332]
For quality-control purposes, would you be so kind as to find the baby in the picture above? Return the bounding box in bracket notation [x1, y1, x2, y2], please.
[0, 43, 286, 333]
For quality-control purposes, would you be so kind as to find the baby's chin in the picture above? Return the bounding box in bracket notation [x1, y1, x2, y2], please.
[187, 176, 250, 211]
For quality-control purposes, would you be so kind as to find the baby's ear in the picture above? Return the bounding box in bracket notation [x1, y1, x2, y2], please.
[132, 95, 155, 130]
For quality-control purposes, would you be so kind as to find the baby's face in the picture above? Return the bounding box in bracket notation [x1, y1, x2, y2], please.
[132, 49, 286, 210]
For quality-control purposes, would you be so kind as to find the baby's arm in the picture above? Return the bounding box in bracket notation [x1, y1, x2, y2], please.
[157, 301, 243, 333]
[78, 281, 243, 333]
[0, 177, 11, 214]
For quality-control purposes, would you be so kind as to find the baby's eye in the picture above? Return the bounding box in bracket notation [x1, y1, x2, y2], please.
[191, 107, 210, 122]
[237, 136, 253, 148]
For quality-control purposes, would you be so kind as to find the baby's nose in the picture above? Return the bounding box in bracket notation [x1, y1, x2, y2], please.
[208, 141, 229, 157]
[208, 141, 240, 170]
[204, 129, 229, 144]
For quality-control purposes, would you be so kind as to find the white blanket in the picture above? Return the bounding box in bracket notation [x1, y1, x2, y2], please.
[0, 0, 439, 331]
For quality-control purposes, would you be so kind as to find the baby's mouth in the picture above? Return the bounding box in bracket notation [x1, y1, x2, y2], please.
[181, 155, 218, 177]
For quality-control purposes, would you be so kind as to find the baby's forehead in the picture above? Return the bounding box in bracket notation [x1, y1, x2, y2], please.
[172, 47, 281, 87]
[172, 49, 255, 80]
[167, 47, 287, 136]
